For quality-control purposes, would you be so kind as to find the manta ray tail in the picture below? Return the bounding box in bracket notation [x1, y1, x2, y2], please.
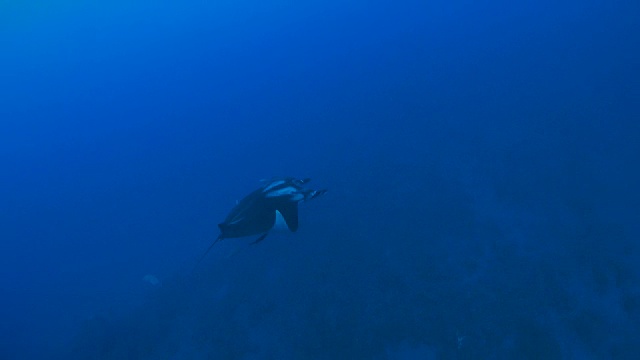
[192, 235, 223, 272]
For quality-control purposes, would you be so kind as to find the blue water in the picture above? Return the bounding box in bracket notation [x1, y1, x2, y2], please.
[1, 1, 638, 358]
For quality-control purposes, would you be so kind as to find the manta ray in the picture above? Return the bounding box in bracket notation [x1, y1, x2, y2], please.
[195, 177, 326, 266]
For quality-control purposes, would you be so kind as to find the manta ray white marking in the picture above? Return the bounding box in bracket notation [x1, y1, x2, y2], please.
[229, 215, 246, 225]
[272, 210, 290, 231]
[262, 180, 286, 192]
[265, 187, 297, 198]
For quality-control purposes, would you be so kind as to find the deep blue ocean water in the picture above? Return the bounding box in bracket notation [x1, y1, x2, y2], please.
[1, 1, 638, 358]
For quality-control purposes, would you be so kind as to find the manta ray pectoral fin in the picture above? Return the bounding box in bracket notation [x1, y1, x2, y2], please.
[251, 233, 269, 245]
[278, 202, 299, 232]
